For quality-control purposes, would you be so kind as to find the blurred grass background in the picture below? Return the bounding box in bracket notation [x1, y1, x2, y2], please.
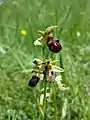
[0, 0, 90, 120]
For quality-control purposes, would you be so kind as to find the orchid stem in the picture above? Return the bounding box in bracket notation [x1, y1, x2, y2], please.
[43, 75, 47, 120]
[53, 83, 57, 120]
[42, 45, 47, 120]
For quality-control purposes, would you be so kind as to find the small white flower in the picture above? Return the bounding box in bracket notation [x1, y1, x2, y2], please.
[0, 46, 6, 54]
[0, 0, 4, 5]
[76, 31, 81, 37]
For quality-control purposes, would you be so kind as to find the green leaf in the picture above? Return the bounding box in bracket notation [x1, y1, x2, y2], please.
[61, 99, 68, 119]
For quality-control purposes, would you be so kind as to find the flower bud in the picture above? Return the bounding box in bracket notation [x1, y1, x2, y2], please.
[28, 75, 40, 87]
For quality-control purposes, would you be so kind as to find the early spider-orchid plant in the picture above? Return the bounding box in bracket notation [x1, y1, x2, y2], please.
[28, 26, 68, 120]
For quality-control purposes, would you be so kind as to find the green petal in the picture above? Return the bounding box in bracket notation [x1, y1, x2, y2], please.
[53, 65, 64, 72]
[34, 40, 42, 46]
[45, 25, 58, 32]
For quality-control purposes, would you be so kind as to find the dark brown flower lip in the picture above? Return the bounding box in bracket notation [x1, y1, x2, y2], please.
[55, 40, 59, 43]
[47, 38, 62, 53]
[28, 75, 40, 87]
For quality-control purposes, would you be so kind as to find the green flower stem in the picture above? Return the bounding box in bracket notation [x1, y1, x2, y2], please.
[42, 45, 47, 120]
[43, 76, 47, 120]
[53, 83, 58, 120]
[37, 98, 44, 119]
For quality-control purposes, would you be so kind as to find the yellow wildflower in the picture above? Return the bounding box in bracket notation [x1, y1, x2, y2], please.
[20, 29, 27, 36]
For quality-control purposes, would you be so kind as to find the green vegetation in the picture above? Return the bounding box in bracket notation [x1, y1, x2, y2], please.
[0, 0, 89, 119]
